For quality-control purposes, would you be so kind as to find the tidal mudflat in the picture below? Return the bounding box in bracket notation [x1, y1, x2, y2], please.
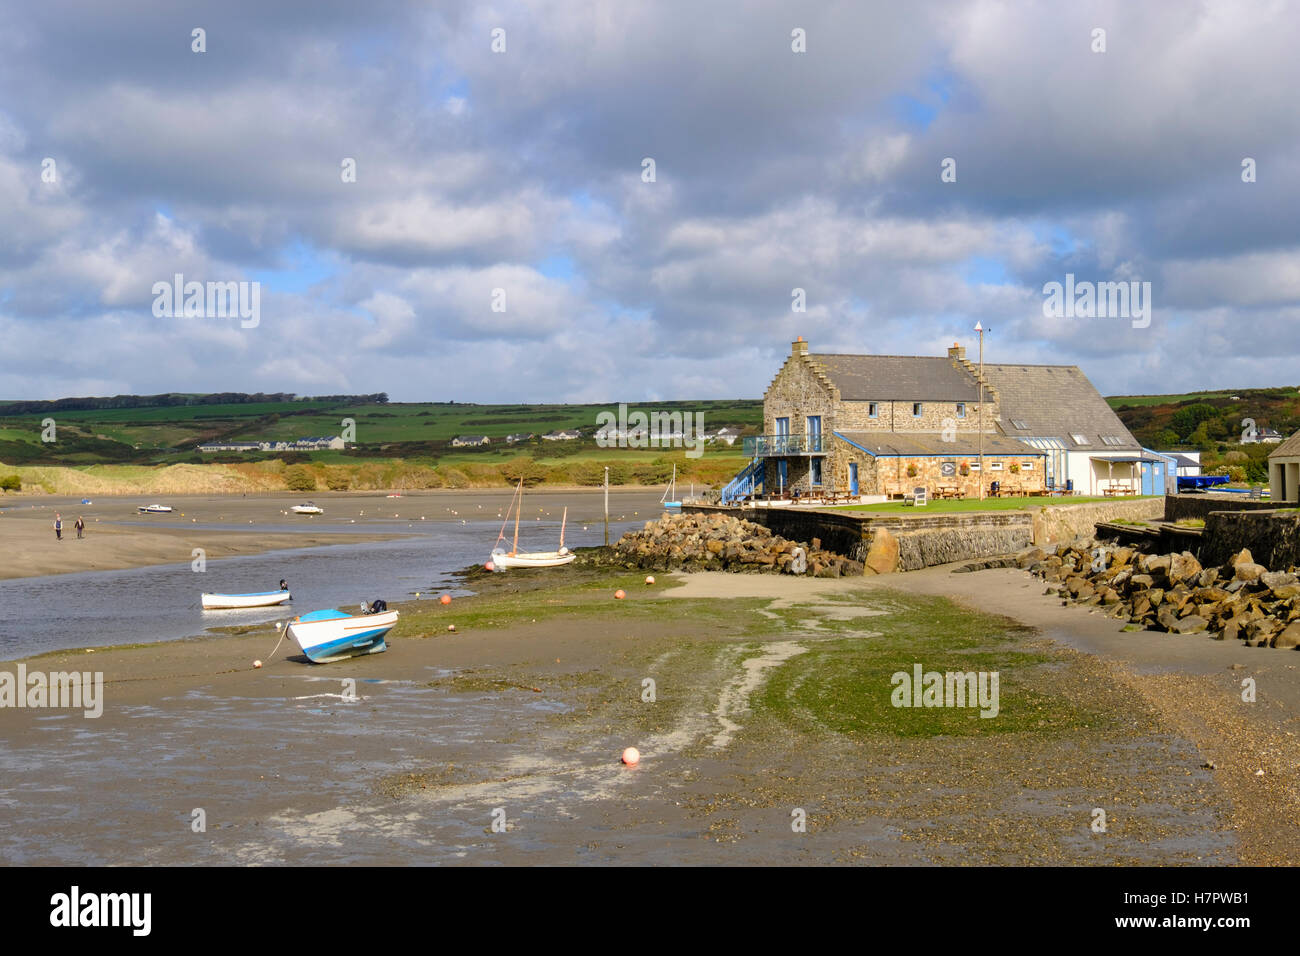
[3, 561, 1283, 865]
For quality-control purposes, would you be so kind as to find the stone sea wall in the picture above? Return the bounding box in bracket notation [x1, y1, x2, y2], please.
[1200, 510, 1300, 569]
[1163, 494, 1277, 522]
[685, 498, 1164, 573]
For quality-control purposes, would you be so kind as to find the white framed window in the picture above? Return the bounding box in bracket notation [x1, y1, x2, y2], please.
[956, 403, 966, 418]
[1071, 434, 1089, 446]
[990, 461, 1004, 471]
[913, 403, 923, 417]
[1021, 461, 1035, 470]
[868, 402, 878, 418]
[970, 462, 981, 471]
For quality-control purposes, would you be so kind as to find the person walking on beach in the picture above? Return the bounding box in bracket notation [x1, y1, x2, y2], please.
[75, 515, 85, 539]
[54, 513, 62, 541]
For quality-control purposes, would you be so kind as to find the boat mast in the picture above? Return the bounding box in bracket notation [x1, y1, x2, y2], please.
[560, 506, 567, 549]
[511, 477, 522, 555]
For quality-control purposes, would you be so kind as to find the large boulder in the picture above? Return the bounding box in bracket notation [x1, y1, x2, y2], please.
[863, 528, 899, 575]
[1168, 552, 1202, 586]
[1234, 562, 1268, 584]
[1273, 622, 1300, 649]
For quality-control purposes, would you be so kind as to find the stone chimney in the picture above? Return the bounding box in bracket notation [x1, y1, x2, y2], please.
[792, 336, 808, 356]
[947, 342, 966, 361]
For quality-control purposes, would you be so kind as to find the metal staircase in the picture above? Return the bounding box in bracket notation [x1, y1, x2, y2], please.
[720, 457, 764, 504]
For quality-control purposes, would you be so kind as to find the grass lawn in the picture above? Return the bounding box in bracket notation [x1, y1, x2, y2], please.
[835, 495, 1148, 513]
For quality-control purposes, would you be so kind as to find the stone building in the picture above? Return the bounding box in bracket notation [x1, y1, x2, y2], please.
[1268, 431, 1300, 502]
[730, 338, 1148, 500]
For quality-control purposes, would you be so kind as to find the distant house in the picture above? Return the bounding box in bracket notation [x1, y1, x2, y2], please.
[1241, 427, 1283, 445]
[198, 436, 344, 453]
[505, 433, 535, 444]
[542, 429, 582, 441]
[451, 435, 491, 447]
[197, 441, 261, 453]
[263, 436, 345, 451]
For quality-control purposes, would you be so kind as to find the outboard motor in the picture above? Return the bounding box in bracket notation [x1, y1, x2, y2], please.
[370, 599, 388, 614]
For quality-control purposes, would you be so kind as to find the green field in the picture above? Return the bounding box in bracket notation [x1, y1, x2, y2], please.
[1106, 391, 1240, 409]
[0, 397, 762, 474]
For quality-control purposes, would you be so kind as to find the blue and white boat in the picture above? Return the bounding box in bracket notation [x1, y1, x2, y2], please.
[287, 608, 398, 663]
[201, 590, 292, 610]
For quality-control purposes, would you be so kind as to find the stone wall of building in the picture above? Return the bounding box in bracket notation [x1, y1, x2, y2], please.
[835, 398, 996, 434]
[834, 442, 1046, 498]
[763, 341, 836, 436]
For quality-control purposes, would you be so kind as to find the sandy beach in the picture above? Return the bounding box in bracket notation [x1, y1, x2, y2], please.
[2, 552, 1296, 866]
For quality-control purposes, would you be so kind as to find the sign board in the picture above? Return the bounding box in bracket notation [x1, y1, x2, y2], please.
[912, 486, 927, 507]
[940, 460, 956, 477]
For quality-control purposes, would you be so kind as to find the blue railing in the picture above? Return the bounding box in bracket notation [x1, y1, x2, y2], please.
[742, 433, 825, 457]
[721, 457, 764, 504]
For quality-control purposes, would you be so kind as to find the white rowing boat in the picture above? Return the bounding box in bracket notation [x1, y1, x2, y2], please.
[287, 608, 398, 663]
[201, 590, 292, 610]
[291, 502, 324, 515]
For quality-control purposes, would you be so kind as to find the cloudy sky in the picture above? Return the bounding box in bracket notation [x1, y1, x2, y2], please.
[2, 0, 1298, 402]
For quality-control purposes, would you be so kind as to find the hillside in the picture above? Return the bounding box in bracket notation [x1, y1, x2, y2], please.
[0, 395, 762, 494]
[1108, 386, 1299, 449]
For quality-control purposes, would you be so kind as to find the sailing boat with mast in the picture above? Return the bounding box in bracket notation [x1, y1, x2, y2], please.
[661, 463, 682, 509]
[489, 478, 577, 570]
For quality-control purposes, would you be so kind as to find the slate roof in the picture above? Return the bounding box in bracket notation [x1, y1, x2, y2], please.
[834, 431, 1045, 458]
[807, 354, 980, 402]
[979, 363, 1140, 450]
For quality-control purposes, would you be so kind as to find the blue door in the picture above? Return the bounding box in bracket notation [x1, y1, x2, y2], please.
[777, 459, 788, 493]
[849, 462, 858, 495]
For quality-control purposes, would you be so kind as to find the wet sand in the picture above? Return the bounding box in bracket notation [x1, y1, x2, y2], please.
[2, 561, 1295, 865]
[0, 489, 662, 581]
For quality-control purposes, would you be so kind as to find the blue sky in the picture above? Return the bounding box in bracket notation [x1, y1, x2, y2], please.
[1, 0, 1298, 402]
